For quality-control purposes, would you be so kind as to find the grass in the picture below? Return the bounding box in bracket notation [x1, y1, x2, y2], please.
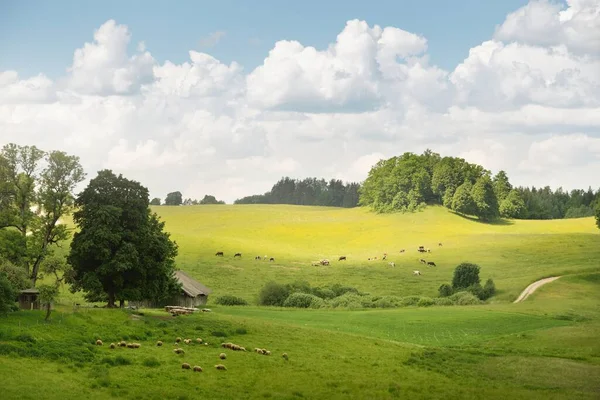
[2, 204, 599, 399]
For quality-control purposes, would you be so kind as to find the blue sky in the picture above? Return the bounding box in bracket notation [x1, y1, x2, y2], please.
[1, 0, 535, 78]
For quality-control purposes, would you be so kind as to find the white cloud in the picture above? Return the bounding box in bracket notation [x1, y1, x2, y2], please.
[0, 1, 599, 203]
[199, 31, 227, 48]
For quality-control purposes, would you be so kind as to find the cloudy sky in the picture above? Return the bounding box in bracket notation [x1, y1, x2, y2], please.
[1, 0, 599, 203]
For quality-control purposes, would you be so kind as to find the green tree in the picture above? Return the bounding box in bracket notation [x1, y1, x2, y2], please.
[471, 176, 500, 221]
[150, 197, 161, 206]
[67, 170, 180, 308]
[451, 263, 481, 290]
[199, 195, 225, 204]
[595, 201, 600, 229]
[492, 170, 512, 202]
[500, 190, 526, 218]
[0, 144, 85, 285]
[164, 191, 183, 206]
[0, 273, 17, 315]
[0, 260, 29, 291]
[451, 181, 476, 216]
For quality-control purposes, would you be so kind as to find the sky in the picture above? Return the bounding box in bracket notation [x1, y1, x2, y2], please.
[0, 0, 599, 203]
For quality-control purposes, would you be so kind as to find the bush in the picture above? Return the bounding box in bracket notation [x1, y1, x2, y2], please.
[449, 291, 481, 305]
[465, 283, 484, 299]
[214, 295, 249, 306]
[311, 287, 336, 300]
[258, 281, 290, 307]
[372, 296, 403, 308]
[438, 283, 453, 297]
[329, 283, 360, 297]
[283, 293, 321, 308]
[417, 297, 435, 307]
[0, 261, 29, 291]
[432, 297, 454, 306]
[398, 296, 421, 307]
[327, 293, 364, 309]
[481, 278, 496, 300]
[452, 263, 481, 290]
[0, 273, 17, 316]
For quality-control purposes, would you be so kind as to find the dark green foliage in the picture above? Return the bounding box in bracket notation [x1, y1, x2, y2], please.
[0, 273, 17, 315]
[493, 171, 512, 202]
[0, 230, 26, 266]
[67, 170, 181, 307]
[500, 190, 526, 218]
[481, 279, 496, 300]
[102, 356, 133, 366]
[564, 205, 594, 218]
[214, 295, 249, 306]
[451, 263, 481, 290]
[149, 198, 161, 206]
[0, 260, 29, 291]
[438, 283, 453, 297]
[235, 177, 360, 208]
[451, 181, 476, 216]
[596, 202, 600, 229]
[448, 291, 482, 305]
[471, 176, 500, 221]
[142, 357, 161, 367]
[164, 191, 183, 205]
[257, 281, 291, 306]
[283, 293, 322, 308]
[199, 195, 225, 205]
[210, 331, 227, 337]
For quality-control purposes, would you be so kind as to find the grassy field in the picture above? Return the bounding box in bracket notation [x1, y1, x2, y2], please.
[2, 204, 599, 399]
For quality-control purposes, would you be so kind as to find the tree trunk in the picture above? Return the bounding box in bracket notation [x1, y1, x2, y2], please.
[107, 290, 116, 308]
[119, 299, 124, 308]
[44, 303, 51, 321]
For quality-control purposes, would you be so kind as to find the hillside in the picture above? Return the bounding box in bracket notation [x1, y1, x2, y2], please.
[143, 204, 599, 303]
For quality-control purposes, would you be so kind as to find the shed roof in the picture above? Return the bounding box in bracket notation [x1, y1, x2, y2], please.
[20, 288, 40, 294]
[174, 270, 212, 297]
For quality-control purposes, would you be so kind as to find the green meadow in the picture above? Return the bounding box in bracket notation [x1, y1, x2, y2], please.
[1, 205, 599, 399]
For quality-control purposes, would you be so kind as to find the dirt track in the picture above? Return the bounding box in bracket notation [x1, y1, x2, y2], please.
[513, 276, 560, 303]
[513, 276, 561, 303]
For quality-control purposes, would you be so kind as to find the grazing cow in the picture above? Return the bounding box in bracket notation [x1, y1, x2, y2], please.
[427, 248, 431, 253]
[382, 253, 387, 260]
[427, 261, 437, 267]
[438, 242, 443, 247]
[311, 261, 320, 266]
[413, 270, 421, 276]
[338, 256, 346, 261]
[255, 256, 261, 260]
[399, 249, 405, 253]
[215, 251, 224, 256]
[389, 262, 395, 267]
[320, 259, 330, 266]
[418, 246, 426, 253]
[419, 259, 427, 264]
[234, 253, 242, 258]
[269, 257, 274, 262]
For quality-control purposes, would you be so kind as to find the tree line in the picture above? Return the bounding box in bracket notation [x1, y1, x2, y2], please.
[234, 177, 361, 208]
[359, 150, 600, 222]
[150, 192, 225, 206]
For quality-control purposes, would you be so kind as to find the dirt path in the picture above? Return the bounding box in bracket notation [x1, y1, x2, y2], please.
[513, 276, 561, 303]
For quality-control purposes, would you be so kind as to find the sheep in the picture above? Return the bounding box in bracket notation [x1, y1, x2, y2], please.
[173, 348, 185, 354]
[119, 341, 127, 347]
[96, 339, 103, 346]
[196, 338, 203, 344]
[175, 337, 182, 343]
[109, 343, 116, 349]
[132, 343, 141, 348]
[156, 341, 163, 347]
[182, 363, 191, 369]
[282, 353, 288, 360]
[126, 343, 135, 348]
[265, 350, 271, 355]
[183, 339, 191, 345]
[219, 353, 227, 360]
[193, 366, 203, 372]
[240, 347, 247, 352]
[215, 364, 227, 370]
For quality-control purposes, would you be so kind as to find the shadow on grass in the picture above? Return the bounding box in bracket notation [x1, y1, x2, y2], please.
[450, 211, 514, 226]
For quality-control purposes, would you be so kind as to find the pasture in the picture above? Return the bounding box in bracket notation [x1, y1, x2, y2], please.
[1, 204, 599, 399]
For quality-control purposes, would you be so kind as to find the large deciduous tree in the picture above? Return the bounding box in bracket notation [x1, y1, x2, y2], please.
[471, 175, 500, 221]
[451, 181, 476, 216]
[492, 170, 512, 203]
[499, 190, 526, 219]
[67, 170, 180, 308]
[595, 201, 600, 230]
[164, 191, 183, 206]
[0, 144, 85, 286]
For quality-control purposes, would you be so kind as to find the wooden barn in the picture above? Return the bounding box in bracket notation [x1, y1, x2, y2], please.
[131, 270, 212, 309]
[18, 288, 40, 310]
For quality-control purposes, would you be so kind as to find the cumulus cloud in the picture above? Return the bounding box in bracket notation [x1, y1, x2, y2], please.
[0, 2, 599, 203]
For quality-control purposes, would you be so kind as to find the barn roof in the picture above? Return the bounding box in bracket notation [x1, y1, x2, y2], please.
[174, 270, 212, 297]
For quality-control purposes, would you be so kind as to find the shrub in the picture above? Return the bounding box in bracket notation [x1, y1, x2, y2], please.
[481, 278, 496, 300]
[0, 273, 17, 316]
[398, 296, 421, 307]
[438, 283, 453, 297]
[283, 293, 320, 308]
[327, 293, 364, 309]
[452, 263, 481, 290]
[0, 261, 29, 291]
[311, 287, 336, 300]
[465, 283, 484, 300]
[329, 283, 360, 297]
[433, 297, 454, 306]
[449, 291, 481, 305]
[417, 297, 435, 307]
[372, 296, 403, 308]
[142, 357, 161, 367]
[258, 281, 290, 307]
[214, 295, 249, 306]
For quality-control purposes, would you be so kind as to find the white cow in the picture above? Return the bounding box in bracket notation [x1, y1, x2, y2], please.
[413, 270, 421, 276]
[389, 262, 395, 267]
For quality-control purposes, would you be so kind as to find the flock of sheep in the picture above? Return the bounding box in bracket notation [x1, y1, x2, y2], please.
[95, 336, 287, 373]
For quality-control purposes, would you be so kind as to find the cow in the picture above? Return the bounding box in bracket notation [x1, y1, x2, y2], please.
[413, 270, 421, 276]
[419, 259, 427, 264]
[418, 246, 426, 253]
[427, 248, 431, 253]
[320, 259, 330, 266]
[427, 261, 437, 267]
[438, 242, 443, 247]
[338, 256, 346, 261]
[255, 256, 261, 260]
[234, 253, 242, 258]
[399, 249, 405, 253]
[389, 262, 395, 267]
[215, 251, 224, 256]
[382, 253, 387, 260]
[269, 257, 275, 262]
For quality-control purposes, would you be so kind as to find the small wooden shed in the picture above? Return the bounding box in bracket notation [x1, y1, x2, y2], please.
[131, 270, 212, 308]
[18, 288, 40, 310]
